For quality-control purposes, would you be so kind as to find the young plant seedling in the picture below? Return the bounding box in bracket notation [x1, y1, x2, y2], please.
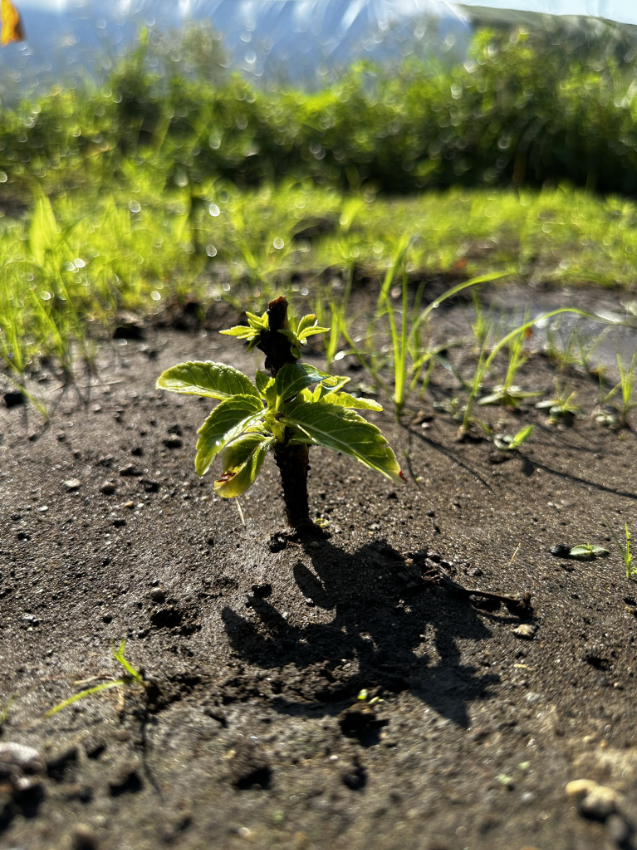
[157, 296, 402, 530]
[604, 517, 635, 580]
[493, 424, 534, 452]
[45, 640, 146, 717]
[536, 382, 580, 425]
[598, 352, 637, 428]
[567, 543, 610, 561]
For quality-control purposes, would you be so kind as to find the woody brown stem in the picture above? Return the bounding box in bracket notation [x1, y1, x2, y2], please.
[274, 442, 311, 529]
[258, 297, 312, 529]
[256, 296, 297, 375]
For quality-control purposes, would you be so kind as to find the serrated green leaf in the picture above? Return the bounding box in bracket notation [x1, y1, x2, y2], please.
[319, 392, 383, 411]
[321, 375, 350, 393]
[298, 326, 330, 341]
[220, 432, 270, 471]
[255, 370, 273, 393]
[214, 434, 273, 498]
[275, 363, 328, 407]
[255, 369, 276, 406]
[246, 311, 269, 330]
[219, 325, 255, 339]
[282, 402, 402, 482]
[295, 314, 329, 342]
[157, 361, 259, 400]
[296, 314, 318, 335]
[195, 395, 264, 476]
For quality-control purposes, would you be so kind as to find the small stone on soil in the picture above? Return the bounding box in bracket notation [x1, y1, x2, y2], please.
[566, 779, 622, 820]
[101, 481, 116, 495]
[163, 436, 183, 449]
[513, 623, 537, 640]
[0, 742, 44, 776]
[64, 479, 81, 491]
[119, 464, 142, 477]
[72, 824, 98, 850]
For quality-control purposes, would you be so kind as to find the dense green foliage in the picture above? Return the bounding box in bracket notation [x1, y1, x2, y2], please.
[3, 25, 637, 197]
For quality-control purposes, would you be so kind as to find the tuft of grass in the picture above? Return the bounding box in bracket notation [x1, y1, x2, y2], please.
[45, 640, 146, 718]
[604, 517, 635, 580]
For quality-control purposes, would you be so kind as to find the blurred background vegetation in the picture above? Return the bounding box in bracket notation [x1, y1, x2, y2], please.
[4, 21, 637, 197]
[3, 19, 637, 414]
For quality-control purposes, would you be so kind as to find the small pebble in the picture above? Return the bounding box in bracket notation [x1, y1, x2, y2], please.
[513, 623, 537, 640]
[163, 436, 183, 449]
[150, 588, 166, 603]
[0, 742, 44, 774]
[64, 479, 81, 491]
[101, 481, 116, 495]
[566, 779, 621, 820]
[72, 823, 98, 850]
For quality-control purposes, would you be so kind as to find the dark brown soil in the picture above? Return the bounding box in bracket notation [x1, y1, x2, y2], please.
[2, 291, 637, 850]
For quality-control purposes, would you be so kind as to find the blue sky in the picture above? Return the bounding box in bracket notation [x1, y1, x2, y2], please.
[16, 0, 637, 25]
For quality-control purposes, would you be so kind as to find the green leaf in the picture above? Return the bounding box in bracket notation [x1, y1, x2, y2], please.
[195, 395, 264, 476]
[478, 386, 542, 406]
[508, 424, 534, 449]
[219, 326, 254, 339]
[569, 544, 610, 561]
[246, 311, 269, 331]
[299, 326, 330, 341]
[296, 314, 329, 342]
[29, 191, 60, 266]
[282, 402, 402, 483]
[296, 314, 318, 336]
[214, 434, 273, 498]
[255, 370, 273, 393]
[156, 361, 259, 400]
[318, 391, 383, 411]
[317, 375, 350, 397]
[275, 363, 328, 407]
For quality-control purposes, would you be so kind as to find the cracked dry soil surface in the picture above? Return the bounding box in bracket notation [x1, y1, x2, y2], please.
[2, 317, 637, 850]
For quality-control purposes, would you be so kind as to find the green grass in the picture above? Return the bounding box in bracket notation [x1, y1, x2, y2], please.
[2, 171, 637, 418]
[44, 640, 146, 718]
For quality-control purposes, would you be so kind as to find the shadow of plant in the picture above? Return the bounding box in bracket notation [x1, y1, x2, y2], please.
[222, 538, 500, 727]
